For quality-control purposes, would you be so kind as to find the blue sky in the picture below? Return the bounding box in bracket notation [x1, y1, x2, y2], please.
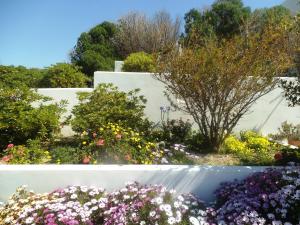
[0, 0, 285, 68]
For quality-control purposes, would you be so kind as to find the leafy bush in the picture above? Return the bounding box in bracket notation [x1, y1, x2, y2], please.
[270, 121, 300, 141]
[0, 87, 66, 150]
[71, 83, 151, 134]
[122, 52, 155, 72]
[151, 119, 192, 144]
[40, 63, 90, 88]
[50, 146, 82, 164]
[223, 131, 277, 165]
[0, 65, 44, 88]
[78, 122, 159, 164]
[0, 140, 51, 164]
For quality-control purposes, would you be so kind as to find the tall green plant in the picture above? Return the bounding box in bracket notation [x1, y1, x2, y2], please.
[71, 83, 151, 134]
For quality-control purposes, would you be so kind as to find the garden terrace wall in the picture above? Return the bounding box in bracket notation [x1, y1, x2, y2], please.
[0, 165, 267, 203]
[94, 72, 300, 135]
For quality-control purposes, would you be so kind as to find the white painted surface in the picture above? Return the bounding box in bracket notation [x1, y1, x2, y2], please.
[32, 73, 300, 136]
[94, 72, 300, 135]
[0, 165, 268, 203]
[36, 88, 93, 136]
[114, 61, 124, 72]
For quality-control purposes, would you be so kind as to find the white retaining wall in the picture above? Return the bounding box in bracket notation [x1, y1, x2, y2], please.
[0, 165, 268, 203]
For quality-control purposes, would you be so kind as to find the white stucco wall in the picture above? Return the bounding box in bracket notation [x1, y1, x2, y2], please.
[94, 72, 300, 135]
[36, 88, 93, 136]
[33, 72, 300, 136]
[0, 165, 268, 203]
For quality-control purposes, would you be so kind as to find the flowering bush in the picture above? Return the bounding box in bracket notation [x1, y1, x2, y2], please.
[223, 131, 278, 165]
[78, 123, 161, 164]
[0, 140, 51, 164]
[213, 165, 300, 224]
[0, 182, 207, 225]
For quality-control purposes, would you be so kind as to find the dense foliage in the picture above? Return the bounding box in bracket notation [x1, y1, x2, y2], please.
[0, 65, 44, 88]
[40, 63, 90, 88]
[122, 52, 155, 72]
[71, 83, 151, 134]
[0, 87, 65, 150]
[184, 0, 251, 46]
[70, 22, 120, 77]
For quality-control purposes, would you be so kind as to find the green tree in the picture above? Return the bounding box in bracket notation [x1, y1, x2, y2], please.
[251, 6, 292, 32]
[40, 63, 90, 88]
[70, 22, 120, 77]
[155, 18, 295, 152]
[184, 0, 250, 46]
[207, 0, 251, 37]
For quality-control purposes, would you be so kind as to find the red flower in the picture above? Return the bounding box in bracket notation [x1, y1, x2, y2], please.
[96, 139, 105, 146]
[6, 144, 14, 149]
[1, 154, 13, 162]
[82, 156, 91, 164]
[274, 152, 283, 161]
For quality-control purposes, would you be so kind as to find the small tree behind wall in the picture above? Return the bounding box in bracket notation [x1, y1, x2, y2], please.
[155, 20, 296, 152]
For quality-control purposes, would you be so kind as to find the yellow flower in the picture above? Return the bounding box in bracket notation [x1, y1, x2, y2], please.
[82, 141, 87, 145]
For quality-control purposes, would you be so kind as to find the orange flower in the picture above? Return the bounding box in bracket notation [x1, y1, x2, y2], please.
[1, 154, 13, 162]
[82, 155, 91, 164]
[124, 154, 131, 161]
[96, 139, 105, 146]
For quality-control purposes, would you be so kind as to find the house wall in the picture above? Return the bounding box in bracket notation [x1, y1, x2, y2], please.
[0, 165, 268, 203]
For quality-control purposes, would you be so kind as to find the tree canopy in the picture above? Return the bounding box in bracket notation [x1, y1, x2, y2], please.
[70, 21, 120, 77]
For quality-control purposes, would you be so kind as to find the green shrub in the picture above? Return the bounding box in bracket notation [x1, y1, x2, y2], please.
[40, 63, 90, 88]
[151, 119, 192, 144]
[50, 146, 82, 164]
[0, 65, 44, 88]
[0, 140, 51, 164]
[223, 131, 277, 165]
[122, 52, 155, 72]
[71, 83, 151, 134]
[0, 86, 66, 150]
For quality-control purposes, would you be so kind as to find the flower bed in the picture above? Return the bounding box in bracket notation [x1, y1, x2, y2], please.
[1, 166, 300, 225]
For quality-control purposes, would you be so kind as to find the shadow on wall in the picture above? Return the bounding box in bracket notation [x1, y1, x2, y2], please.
[0, 165, 268, 203]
